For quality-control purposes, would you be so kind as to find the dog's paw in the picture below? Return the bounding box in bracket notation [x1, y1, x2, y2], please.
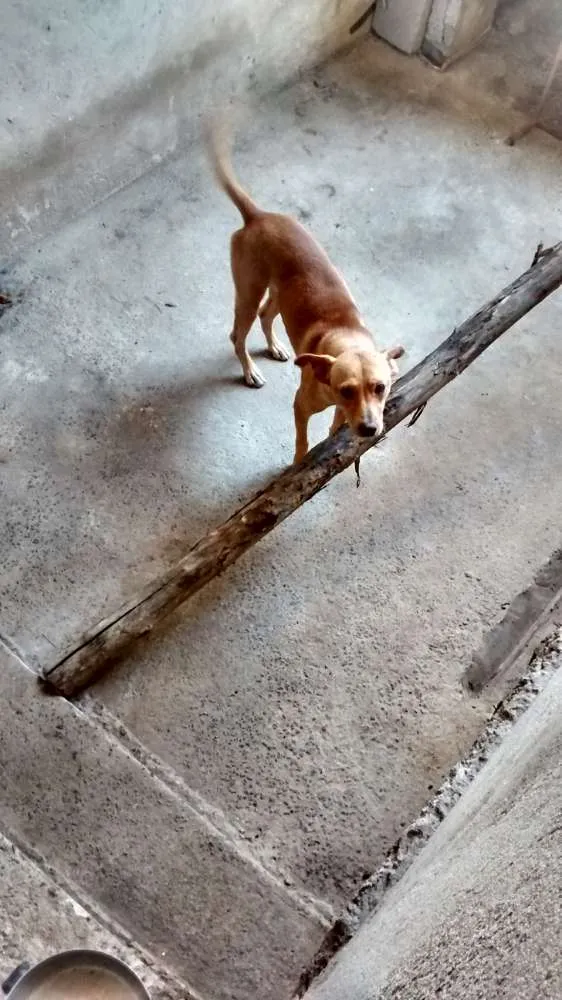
[245, 366, 266, 388]
[269, 342, 290, 362]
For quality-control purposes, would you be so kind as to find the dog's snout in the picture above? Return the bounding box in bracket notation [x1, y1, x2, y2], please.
[358, 421, 378, 438]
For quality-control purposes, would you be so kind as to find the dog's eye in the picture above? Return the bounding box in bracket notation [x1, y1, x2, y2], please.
[340, 386, 355, 400]
[372, 381, 386, 397]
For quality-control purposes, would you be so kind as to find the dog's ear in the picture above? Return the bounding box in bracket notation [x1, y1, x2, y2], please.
[295, 354, 335, 385]
[385, 345, 405, 382]
[385, 345, 405, 361]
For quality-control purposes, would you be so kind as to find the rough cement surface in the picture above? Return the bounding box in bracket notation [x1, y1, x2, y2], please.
[1, 40, 562, 920]
[307, 642, 562, 1000]
[0, 832, 180, 1000]
[0, 0, 367, 251]
[298, 630, 562, 994]
[0, 646, 325, 1000]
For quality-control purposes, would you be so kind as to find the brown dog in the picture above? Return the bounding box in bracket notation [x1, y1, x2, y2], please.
[208, 125, 404, 463]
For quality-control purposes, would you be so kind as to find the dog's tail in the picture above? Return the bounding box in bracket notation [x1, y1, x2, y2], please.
[205, 117, 261, 225]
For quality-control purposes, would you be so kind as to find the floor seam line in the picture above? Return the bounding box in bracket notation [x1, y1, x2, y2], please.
[0, 630, 332, 926]
[76, 693, 333, 929]
[0, 634, 35, 672]
[0, 827, 201, 1000]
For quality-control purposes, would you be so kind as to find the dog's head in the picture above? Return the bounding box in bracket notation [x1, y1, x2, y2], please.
[295, 345, 404, 439]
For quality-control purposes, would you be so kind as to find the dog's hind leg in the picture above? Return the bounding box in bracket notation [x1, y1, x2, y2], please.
[231, 294, 266, 387]
[230, 232, 268, 387]
[259, 287, 289, 362]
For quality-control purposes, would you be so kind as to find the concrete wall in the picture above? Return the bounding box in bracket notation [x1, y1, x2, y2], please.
[374, 0, 499, 60]
[422, 0, 499, 66]
[308, 651, 562, 1000]
[0, 0, 367, 250]
[373, 0, 434, 56]
[493, 0, 562, 137]
[374, 0, 562, 139]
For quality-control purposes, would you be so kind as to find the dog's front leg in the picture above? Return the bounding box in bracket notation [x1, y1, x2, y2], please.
[330, 407, 346, 436]
[293, 385, 312, 464]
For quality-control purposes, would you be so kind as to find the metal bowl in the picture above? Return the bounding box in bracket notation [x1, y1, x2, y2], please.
[2, 950, 150, 1000]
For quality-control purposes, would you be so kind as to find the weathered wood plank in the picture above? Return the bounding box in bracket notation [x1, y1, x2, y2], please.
[43, 242, 562, 696]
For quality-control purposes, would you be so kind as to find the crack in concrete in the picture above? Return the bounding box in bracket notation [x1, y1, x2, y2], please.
[0, 830, 194, 1000]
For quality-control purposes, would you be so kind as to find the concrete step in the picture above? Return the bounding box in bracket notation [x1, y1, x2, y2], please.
[0, 828, 180, 999]
[0, 646, 326, 1000]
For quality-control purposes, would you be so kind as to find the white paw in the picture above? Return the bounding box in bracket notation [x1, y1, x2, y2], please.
[270, 342, 290, 362]
[245, 366, 266, 388]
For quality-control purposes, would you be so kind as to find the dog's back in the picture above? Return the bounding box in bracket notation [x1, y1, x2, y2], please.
[206, 122, 360, 337]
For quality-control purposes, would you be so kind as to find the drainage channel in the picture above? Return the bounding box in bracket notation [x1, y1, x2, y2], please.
[296, 617, 562, 997]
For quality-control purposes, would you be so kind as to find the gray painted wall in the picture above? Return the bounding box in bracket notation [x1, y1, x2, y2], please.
[1, 0, 367, 250]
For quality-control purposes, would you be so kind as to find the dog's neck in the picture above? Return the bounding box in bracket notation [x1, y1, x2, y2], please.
[304, 321, 376, 358]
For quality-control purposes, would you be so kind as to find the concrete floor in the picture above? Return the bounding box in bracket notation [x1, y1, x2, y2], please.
[1, 36, 562, 1000]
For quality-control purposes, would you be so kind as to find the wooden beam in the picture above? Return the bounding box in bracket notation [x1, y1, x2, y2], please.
[42, 242, 562, 697]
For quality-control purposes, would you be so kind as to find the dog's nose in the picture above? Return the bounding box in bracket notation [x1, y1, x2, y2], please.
[358, 421, 378, 438]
